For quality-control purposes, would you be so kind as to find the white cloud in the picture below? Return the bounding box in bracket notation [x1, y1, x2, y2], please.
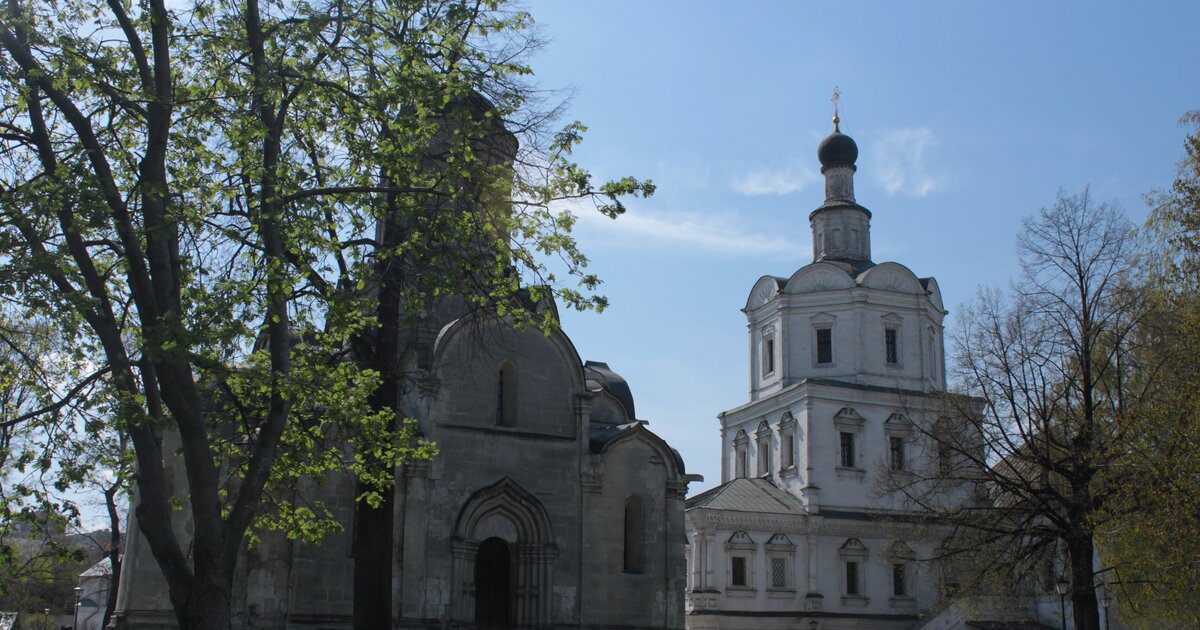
[730, 163, 819, 196]
[870, 127, 943, 197]
[571, 205, 801, 258]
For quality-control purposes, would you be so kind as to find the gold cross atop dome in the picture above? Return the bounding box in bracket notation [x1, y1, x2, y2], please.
[831, 86, 841, 132]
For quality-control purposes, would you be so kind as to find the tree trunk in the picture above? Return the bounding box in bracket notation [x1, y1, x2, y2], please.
[352, 487, 394, 629]
[175, 576, 233, 630]
[1069, 535, 1101, 630]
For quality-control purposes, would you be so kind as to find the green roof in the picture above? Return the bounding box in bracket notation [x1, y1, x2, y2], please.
[685, 478, 806, 515]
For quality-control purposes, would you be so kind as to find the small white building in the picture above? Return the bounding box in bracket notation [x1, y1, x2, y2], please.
[76, 557, 111, 630]
[685, 118, 958, 630]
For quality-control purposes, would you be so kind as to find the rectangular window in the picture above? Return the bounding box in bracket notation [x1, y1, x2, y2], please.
[782, 433, 794, 468]
[731, 556, 747, 587]
[771, 557, 788, 588]
[762, 337, 775, 375]
[937, 440, 951, 475]
[757, 439, 771, 477]
[893, 563, 907, 596]
[817, 328, 833, 364]
[885, 328, 898, 364]
[840, 432, 855, 468]
[846, 561, 860, 595]
[735, 446, 748, 479]
[890, 436, 906, 471]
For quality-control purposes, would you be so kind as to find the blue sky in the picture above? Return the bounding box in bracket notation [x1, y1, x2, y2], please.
[520, 1, 1199, 493]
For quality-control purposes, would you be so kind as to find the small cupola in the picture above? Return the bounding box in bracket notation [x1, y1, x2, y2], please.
[810, 98, 872, 264]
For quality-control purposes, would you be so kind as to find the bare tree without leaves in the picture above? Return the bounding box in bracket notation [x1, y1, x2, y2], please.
[885, 189, 1142, 630]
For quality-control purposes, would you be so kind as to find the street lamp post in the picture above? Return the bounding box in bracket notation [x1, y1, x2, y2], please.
[1054, 578, 1070, 630]
[73, 585, 82, 630]
[1099, 589, 1113, 630]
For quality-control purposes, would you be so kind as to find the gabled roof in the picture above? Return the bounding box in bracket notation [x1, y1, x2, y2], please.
[80, 557, 111, 578]
[685, 478, 806, 515]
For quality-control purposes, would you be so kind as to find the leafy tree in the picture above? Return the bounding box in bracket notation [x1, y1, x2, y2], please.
[1101, 112, 1200, 626]
[888, 189, 1141, 630]
[1, 310, 127, 628]
[0, 1, 649, 628]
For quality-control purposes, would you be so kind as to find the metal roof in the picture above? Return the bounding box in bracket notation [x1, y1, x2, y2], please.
[685, 478, 806, 515]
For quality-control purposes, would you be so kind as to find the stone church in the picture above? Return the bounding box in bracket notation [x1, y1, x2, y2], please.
[110, 96, 698, 629]
[684, 118, 954, 630]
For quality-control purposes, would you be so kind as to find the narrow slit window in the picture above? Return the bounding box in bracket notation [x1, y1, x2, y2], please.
[781, 433, 794, 469]
[762, 336, 775, 375]
[623, 497, 645, 573]
[496, 361, 517, 426]
[890, 436, 906, 471]
[885, 328, 898, 364]
[757, 437, 771, 477]
[893, 563, 907, 596]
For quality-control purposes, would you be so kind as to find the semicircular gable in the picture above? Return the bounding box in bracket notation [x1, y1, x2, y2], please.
[597, 424, 685, 478]
[923, 276, 945, 311]
[432, 310, 586, 393]
[783, 263, 856, 294]
[589, 391, 630, 425]
[745, 276, 784, 311]
[857, 262, 925, 294]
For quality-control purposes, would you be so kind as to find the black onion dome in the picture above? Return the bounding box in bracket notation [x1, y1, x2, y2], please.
[818, 131, 858, 168]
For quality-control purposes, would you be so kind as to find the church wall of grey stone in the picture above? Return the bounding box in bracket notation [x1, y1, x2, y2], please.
[109, 96, 696, 629]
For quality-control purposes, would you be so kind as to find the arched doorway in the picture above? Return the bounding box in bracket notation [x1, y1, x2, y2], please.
[474, 537, 512, 626]
[453, 478, 555, 625]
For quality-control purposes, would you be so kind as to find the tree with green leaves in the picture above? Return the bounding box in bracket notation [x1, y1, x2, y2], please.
[0, 1, 650, 628]
[1100, 112, 1200, 627]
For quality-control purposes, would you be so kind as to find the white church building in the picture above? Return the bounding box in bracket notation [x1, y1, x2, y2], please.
[684, 117, 958, 630]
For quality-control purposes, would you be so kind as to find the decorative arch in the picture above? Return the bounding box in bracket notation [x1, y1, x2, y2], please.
[745, 275, 784, 311]
[451, 478, 556, 625]
[783, 262, 857, 294]
[857, 261, 925, 294]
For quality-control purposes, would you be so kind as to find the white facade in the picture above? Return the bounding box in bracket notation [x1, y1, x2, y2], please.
[685, 122, 953, 629]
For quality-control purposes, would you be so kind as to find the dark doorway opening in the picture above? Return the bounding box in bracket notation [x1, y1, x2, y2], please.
[474, 537, 512, 627]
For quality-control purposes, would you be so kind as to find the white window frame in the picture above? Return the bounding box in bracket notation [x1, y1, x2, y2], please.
[811, 313, 837, 367]
[888, 542, 917, 607]
[838, 538, 869, 606]
[760, 325, 777, 379]
[882, 313, 903, 368]
[725, 531, 757, 592]
[765, 534, 795, 594]
[834, 407, 865, 479]
[733, 429, 749, 479]
[779, 412, 797, 475]
[755, 421, 772, 477]
[884, 413, 914, 479]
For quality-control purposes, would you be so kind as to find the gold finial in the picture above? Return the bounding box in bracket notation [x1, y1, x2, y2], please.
[831, 86, 841, 132]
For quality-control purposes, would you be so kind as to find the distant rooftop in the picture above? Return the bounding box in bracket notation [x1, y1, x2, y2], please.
[685, 478, 805, 515]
